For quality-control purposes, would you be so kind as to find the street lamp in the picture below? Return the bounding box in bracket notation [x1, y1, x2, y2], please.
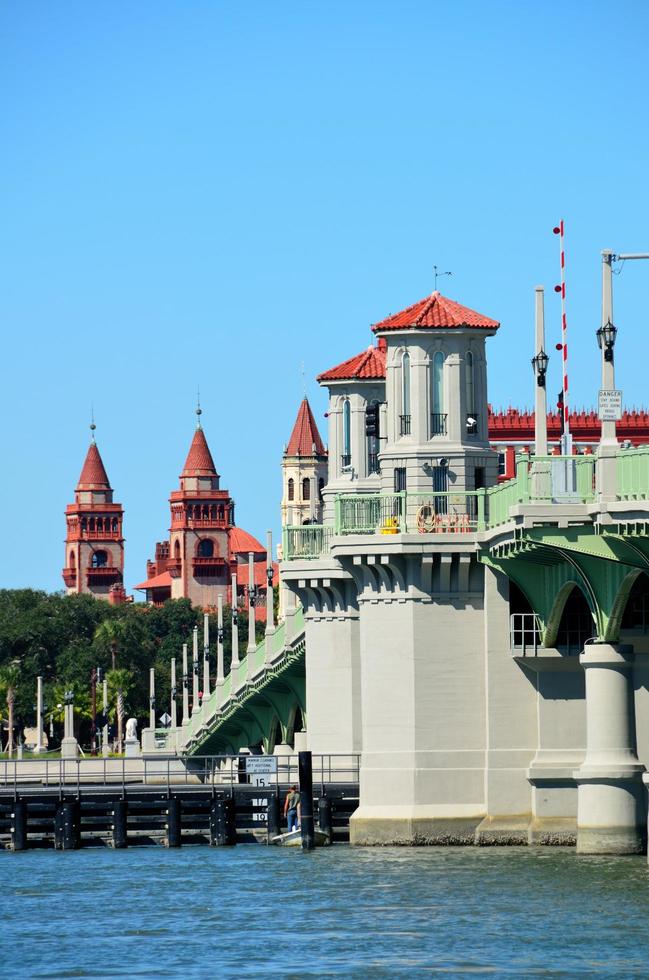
[596, 321, 617, 362]
[531, 349, 549, 387]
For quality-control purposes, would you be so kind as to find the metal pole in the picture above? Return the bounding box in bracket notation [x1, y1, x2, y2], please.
[102, 679, 109, 757]
[247, 552, 256, 662]
[90, 668, 97, 755]
[149, 667, 156, 729]
[534, 286, 548, 457]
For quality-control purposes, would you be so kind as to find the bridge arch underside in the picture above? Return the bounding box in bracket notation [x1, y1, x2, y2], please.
[484, 524, 649, 646]
[186, 666, 306, 757]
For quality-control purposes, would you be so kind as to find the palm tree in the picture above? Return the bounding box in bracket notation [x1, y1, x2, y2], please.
[94, 619, 124, 671]
[107, 668, 133, 754]
[0, 664, 20, 757]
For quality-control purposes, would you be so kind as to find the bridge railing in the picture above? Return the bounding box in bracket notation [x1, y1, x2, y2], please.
[283, 525, 333, 561]
[617, 445, 649, 500]
[334, 491, 487, 535]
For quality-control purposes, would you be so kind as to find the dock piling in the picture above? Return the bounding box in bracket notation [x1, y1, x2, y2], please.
[113, 799, 128, 849]
[267, 793, 280, 840]
[299, 751, 315, 851]
[210, 797, 237, 845]
[167, 797, 182, 847]
[318, 795, 333, 845]
[12, 799, 28, 851]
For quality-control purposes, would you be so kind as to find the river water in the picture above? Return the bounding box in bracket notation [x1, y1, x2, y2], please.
[3, 846, 649, 977]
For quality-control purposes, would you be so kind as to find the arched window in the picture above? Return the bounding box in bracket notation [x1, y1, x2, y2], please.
[432, 351, 445, 415]
[70, 551, 76, 569]
[465, 351, 475, 415]
[92, 550, 108, 568]
[342, 400, 351, 465]
[288, 478, 295, 501]
[210, 505, 217, 520]
[198, 539, 214, 558]
[174, 540, 181, 559]
[81, 517, 87, 532]
[402, 352, 411, 416]
[218, 504, 225, 521]
[302, 478, 311, 501]
[202, 505, 209, 519]
[112, 518, 118, 533]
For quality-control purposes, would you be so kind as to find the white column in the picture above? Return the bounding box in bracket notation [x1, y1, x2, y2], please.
[149, 668, 156, 729]
[597, 250, 618, 500]
[170, 658, 177, 729]
[575, 643, 645, 853]
[203, 611, 211, 700]
[217, 594, 225, 685]
[231, 574, 240, 668]
[192, 625, 199, 713]
[36, 676, 43, 753]
[102, 679, 109, 758]
[182, 642, 190, 725]
[247, 552, 256, 659]
[265, 530, 275, 634]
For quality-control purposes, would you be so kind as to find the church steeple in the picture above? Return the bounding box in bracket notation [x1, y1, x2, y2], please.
[63, 423, 124, 598]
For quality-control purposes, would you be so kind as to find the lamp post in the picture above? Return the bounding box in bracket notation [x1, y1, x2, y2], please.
[530, 286, 550, 499]
[597, 249, 649, 499]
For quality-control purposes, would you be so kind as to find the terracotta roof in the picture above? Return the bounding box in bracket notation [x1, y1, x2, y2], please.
[133, 570, 173, 591]
[372, 291, 500, 332]
[285, 398, 326, 456]
[232, 557, 280, 589]
[181, 427, 218, 478]
[230, 527, 266, 555]
[318, 345, 387, 383]
[76, 443, 111, 491]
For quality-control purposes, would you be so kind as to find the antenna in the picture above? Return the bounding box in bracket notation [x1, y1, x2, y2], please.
[553, 221, 570, 444]
[433, 265, 452, 291]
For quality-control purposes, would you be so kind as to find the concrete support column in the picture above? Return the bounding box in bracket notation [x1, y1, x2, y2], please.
[36, 676, 43, 753]
[203, 612, 210, 701]
[265, 531, 275, 635]
[170, 658, 177, 729]
[231, 574, 240, 669]
[191, 626, 199, 714]
[182, 643, 189, 726]
[575, 643, 645, 854]
[216, 595, 225, 685]
[149, 668, 155, 730]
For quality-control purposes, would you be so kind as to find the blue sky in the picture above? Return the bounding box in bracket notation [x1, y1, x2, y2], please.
[1, 1, 648, 593]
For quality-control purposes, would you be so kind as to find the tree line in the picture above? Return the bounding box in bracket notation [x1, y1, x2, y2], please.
[0, 589, 267, 752]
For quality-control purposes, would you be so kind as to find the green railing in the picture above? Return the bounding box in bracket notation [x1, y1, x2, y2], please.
[283, 525, 333, 560]
[617, 445, 649, 500]
[335, 490, 486, 535]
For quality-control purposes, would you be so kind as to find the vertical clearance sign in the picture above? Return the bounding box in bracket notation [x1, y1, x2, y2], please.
[598, 390, 622, 421]
[246, 756, 278, 822]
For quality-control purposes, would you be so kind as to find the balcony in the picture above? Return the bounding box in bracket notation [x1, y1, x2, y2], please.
[86, 566, 122, 581]
[283, 525, 334, 560]
[168, 559, 182, 578]
[192, 556, 226, 576]
[62, 568, 77, 587]
[399, 414, 411, 436]
[431, 413, 447, 436]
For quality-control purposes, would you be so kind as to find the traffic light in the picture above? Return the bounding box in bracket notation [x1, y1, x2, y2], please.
[365, 402, 380, 438]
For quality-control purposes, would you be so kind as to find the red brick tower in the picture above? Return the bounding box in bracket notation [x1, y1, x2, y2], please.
[168, 411, 234, 608]
[63, 428, 124, 597]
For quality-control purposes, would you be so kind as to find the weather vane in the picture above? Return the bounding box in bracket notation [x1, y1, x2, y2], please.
[196, 386, 202, 428]
[433, 265, 453, 290]
[90, 405, 96, 442]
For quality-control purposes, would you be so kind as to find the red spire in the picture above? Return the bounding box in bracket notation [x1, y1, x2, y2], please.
[181, 427, 218, 477]
[76, 442, 111, 491]
[372, 291, 499, 332]
[286, 398, 326, 456]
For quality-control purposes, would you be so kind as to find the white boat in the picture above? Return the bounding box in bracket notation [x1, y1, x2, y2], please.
[270, 828, 330, 847]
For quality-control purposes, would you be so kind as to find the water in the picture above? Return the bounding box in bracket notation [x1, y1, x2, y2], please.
[3, 847, 649, 978]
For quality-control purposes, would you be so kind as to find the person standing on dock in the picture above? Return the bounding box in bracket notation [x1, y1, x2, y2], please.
[284, 785, 300, 832]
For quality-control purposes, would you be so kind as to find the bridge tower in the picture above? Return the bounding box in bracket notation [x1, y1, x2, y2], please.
[281, 398, 328, 527]
[63, 427, 124, 597]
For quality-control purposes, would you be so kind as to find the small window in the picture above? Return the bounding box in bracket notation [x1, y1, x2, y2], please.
[70, 551, 76, 569]
[432, 351, 444, 414]
[288, 478, 295, 501]
[198, 539, 214, 558]
[465, 351, 475, 415]
[174, 540, 181, 559]
[402, 352, 411, 416]
[394, 467, 407, 493]
[302, 478, 311, 501]
[343, 400, 351, 460]
[92, 550, 108, 568]
[498, 453, 506, 477]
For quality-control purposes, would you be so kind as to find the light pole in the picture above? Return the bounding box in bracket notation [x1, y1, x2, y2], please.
[597, 249, 649, 499]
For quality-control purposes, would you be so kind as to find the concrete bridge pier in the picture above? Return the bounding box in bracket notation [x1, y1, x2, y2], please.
[575, 643, 646, 854]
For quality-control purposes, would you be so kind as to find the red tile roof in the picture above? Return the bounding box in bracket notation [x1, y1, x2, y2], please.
[133, 570, 173, 591]
[182, 427, 218, 477]
[372, 291, 500, 332]
[232, 556, 280, 588]
[230, 526, 266, 555]
[285, 398, 326, 456]
[76, 443, 111, 491]
[318, 345, 387, 382]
